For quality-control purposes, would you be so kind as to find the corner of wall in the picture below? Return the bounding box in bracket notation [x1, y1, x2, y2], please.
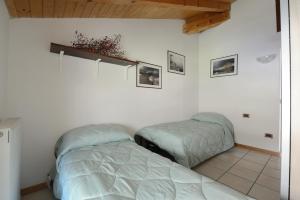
[0, 0, 10, 119]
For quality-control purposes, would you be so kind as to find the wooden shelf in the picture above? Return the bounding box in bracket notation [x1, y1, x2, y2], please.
[50, 43, 138, 66]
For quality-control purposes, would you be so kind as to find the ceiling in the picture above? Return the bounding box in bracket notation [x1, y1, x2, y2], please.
[4, 0, 235, 34]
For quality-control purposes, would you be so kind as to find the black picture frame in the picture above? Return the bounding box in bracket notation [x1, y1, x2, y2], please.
[136, 62, 162, 89]
[276, 0, 281, 32]
[210, 54, 238, 78]
[167, 50, 185, 75]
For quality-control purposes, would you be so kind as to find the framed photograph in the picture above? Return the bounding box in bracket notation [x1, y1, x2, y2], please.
[167, 51, 185, 75]
[210, 54, 238, 78]
[136, 62, 162, 89]
[276, 0, 281, 32]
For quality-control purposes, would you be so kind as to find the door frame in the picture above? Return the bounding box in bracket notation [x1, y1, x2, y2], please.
[280, 0, 291, 199]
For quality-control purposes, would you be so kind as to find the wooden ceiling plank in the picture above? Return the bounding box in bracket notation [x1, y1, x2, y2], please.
[112, 4, 129, 18]
[54, 0, 66, 17]
[89, 3, 102, 18]
[96, 3, 109, 17]
[14, 0, 31, 17]
[68, 0, 230, 12]
[114, 4, 131, 18]
[63, 0, 77, 17]
[30, 0, 43, 17]
[185, 0, 198, 6]
[126, 5, 144, 18]
[81, 1, 97, 18]
[4, 0, 18, 17]
[72, 0, 86, 17]
[43, 0, 55, 17]
[7, 0, 233, 18]
[183, 11, 230, 34]
[107, 5, 120, 18]
[98, 3, 112, 18]
[99, 3, 131, 18]
[129, 0, 230, 12]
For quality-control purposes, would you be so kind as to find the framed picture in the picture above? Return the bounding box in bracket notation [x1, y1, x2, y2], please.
[136, 62, 162, 89]
[167, 51, 185, 75]
[276, 0, 281, 32]
[210, 54, 238, 78]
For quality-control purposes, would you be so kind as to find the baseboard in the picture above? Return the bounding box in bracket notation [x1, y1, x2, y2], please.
[21, 182, 47, 196]
[235, 143, 281, 157]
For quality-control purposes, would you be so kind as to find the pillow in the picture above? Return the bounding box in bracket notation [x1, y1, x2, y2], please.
[55, 124, 133, 158]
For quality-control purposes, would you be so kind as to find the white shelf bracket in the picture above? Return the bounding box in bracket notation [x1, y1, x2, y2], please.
[96, 59, 102, 79]
[124, 65, 136, 81]
[59, 51, 64, 72]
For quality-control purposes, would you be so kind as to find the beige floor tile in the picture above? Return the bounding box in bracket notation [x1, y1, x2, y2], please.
[225, 148, 248, 158]
[266, 159, 281, 170]
[248, 151, 271, 159]
[218, 173, 253, 194]
[243, 153, 270, 165]
[256, 174, 281, 192]
[22, 189, 55, 200]
[215, 153, 241, 164]
[249, 184, 280, 200]
[229, 165, 260, 182]
[235, 159, 265, 172]
[206, 157, 235, 170]
[194, 163, 226, 180]
[262, 167, 281, 179]
[270, 156, 281, 162]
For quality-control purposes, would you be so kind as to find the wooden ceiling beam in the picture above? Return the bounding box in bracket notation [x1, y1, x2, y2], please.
[139, 0, 230, 12]
[183, 11, 230, 34]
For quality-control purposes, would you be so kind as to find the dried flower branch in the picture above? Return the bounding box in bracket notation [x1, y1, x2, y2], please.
[71, 31, 125, 58]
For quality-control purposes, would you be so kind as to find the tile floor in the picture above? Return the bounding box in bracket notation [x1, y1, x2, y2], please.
[193, 147, 281, 200]
[22, 147, 281, 200]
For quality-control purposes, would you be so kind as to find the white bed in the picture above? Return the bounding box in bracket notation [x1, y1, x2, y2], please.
[53, 124, 253, 200]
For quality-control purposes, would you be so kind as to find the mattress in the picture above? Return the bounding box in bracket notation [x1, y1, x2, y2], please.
[54, 141, 253, 200]
[135, 113, 235, 168]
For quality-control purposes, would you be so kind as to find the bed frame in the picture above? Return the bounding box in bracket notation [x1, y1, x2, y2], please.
[134, 135, 176, 162]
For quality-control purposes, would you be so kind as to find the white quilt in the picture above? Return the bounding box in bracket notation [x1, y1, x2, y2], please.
[54, 141, 254, 200]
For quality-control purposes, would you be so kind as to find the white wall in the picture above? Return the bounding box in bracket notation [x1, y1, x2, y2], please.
[6, 19, 199, 187]
[0, 0, 9, 118]
[197, 0, 281, 151]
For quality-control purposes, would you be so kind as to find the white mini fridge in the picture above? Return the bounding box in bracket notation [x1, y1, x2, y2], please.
[0, 118, 21, 200]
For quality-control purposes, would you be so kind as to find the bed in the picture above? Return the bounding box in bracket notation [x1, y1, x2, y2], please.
[53, 124, 252, 200]
[135, 112, 235, 168]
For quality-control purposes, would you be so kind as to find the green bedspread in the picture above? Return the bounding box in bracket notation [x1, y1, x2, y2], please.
[135, 113, 235, 168]
[54, 141, 253, 200]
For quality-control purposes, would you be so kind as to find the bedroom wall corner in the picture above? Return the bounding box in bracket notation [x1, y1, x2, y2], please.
[0, 0, 9, 119]
[6, 19, 199, 188]
[197, 0, 281, 152]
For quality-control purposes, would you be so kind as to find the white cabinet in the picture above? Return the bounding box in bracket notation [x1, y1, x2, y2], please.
[0, 118, 21, 200]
